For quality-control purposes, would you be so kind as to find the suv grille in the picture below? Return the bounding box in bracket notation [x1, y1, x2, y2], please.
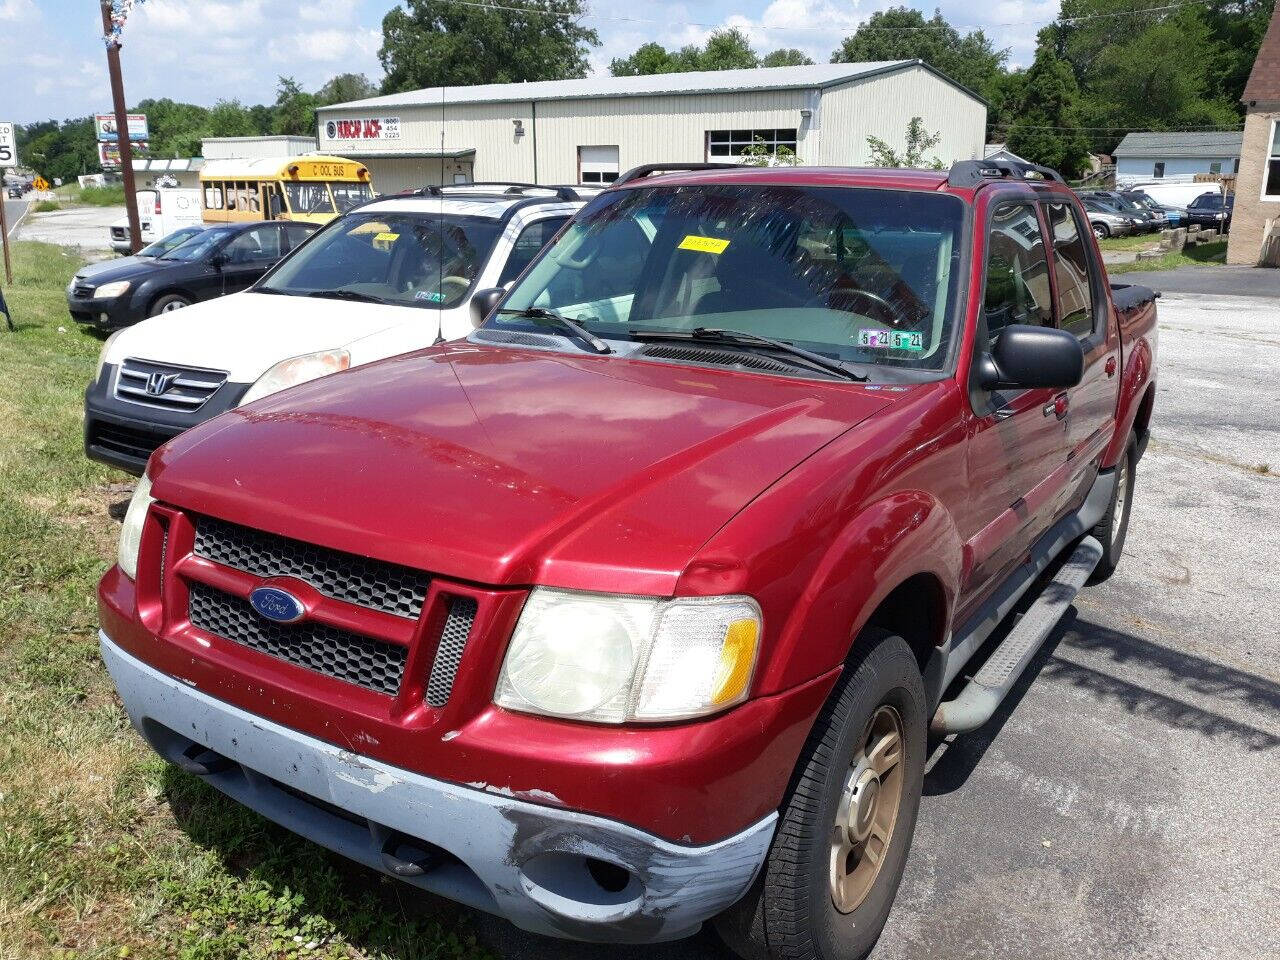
[73, 282, 95, 299]
[426, 598, 478, 707]
[87, 419, 179, 464]
[115, 357, 228, 412]
[188, 582, 406, 696]
[194, 516, 430, 619]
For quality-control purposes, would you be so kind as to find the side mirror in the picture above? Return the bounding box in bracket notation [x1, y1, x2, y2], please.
[470, 287, 505, 328]
[978, 324, 1084, 391]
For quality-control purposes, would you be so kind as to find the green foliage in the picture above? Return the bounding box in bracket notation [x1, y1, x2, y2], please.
[866, 117, 946, 169]
[78, 186, 126, 206]
[831, 6, 1009, 101]
[379, 0, 599, 92]
[16, 118, 97, 184]
[610, 28, 761, 75]
[315, 72, 378, 105]
[739, 137, 800, 166]
[1005, 43, 1092, 178]
[271, 76, 318, 136]
[32, 200, 60, 212]
[761, 48, 815, 67]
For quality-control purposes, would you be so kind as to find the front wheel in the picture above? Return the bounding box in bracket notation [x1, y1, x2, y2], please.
[149, 293, 191, 316]
[1092, 222, 1110, 241]
[715, 630, 926, 960]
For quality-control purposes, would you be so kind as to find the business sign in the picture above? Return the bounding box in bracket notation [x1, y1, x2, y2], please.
[324, 116, 401, 141]
[98, 141, 148, 167]
[0, 122, 15, 168]
[95, 113, 149, 142]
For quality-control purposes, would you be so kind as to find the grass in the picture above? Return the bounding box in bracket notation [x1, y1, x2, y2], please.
[50, 185, 126, 208]
[0, 241, 490, 960]
[1098, 233, 1161, 252]
[32, 200, 61, 213]
[1108, 238, 1228, 274]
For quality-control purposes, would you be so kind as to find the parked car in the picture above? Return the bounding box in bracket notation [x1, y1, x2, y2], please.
[69, 220, 315, 332]
[1183, 191, 1233, 231]
[1085, 190, 1166, 232]
[6, 184, 22, 199]
[76, 227, 207, 287]
[98, 161, 1158, 957]
[1079, 196, 1139, 239]
[1121, 190, 1181, 227]
[109, 188, 204, 254]
[1127, 180, 1220, 211]
[83, 184, 588, 474]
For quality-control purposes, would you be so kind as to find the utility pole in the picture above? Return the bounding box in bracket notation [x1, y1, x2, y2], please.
[100, 0, 142, 253]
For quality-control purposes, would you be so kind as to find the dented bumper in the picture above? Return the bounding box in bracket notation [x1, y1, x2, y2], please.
[101, 630, 775, 943]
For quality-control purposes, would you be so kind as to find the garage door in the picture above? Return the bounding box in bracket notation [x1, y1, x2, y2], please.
[579, 145, 619, 185]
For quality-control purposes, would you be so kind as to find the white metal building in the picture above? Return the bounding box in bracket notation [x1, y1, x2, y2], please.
[201, 135, 319, 160]
[316, 61, 987, 194]
[1113, 131, 1243, 185]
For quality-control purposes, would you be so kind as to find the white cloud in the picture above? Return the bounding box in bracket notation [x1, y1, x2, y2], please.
[0, 0, 36, 21]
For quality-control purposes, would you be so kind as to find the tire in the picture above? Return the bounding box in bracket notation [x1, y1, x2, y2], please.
[1089, 438, 1136, 582]
[1092, 222, 1110, 240]
[149, 294, 191, 316]
[714, 629, 927, 960]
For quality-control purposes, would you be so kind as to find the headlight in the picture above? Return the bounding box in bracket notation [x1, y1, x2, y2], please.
[239, 348, 350, 405]
[93, 280, 131, 299]
[117, 473, 154, 580]
[95, 329, 123, 380]
[494, 589, 762, 724]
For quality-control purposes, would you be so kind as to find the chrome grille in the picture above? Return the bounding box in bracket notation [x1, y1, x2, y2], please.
[188, 582, 406, 696]
[73, 282, 95, 298]
[425, 597, 478, 707]
[193, 515, 430, 619]
[115, 357, 228, 412]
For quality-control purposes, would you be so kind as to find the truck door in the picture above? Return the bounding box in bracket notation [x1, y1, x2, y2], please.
[961, 200, 1065, 610]
[1043, 200, 1120, 515]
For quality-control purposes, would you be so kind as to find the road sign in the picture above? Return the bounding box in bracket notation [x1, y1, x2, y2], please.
[33, 176, 49, 191]
[0, 122, 15, 168]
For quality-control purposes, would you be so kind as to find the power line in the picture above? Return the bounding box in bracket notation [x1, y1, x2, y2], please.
[428, 0, 1218, 34]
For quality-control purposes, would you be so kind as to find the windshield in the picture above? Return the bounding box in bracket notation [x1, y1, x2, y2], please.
[331, 182, 375, 212]
[258, 210, 503, 308]
[139, 226, 204, 257]
[159, 226, 237, 261]
[495, 185, 966, 372]
[285, 182, 336, 215]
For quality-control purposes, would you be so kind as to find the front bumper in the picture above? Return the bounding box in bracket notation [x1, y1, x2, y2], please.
[67, 292, 135, 329]
[101, 630, 774, 943]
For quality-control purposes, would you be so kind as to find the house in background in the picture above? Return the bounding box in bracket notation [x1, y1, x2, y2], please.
[1228, 5, 1280, 266]
[1113, 131, 1242, 185]
[984, 143, 1029, 165]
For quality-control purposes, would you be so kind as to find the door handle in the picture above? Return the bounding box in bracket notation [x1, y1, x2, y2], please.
[1043, 394, 1068, 419]
[1105, 356, 1117, 377]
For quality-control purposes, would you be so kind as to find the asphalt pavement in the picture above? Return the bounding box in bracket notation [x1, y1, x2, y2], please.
[474, 287, 1280, 960]
[1117, 263, 1280, 298]
[3, 196, 29, 239]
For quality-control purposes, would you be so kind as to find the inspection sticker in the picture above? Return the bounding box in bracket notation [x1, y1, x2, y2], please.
[678, 235, 731, 254]
[415, 290, 447, 302]
[859, 329, 924, 351]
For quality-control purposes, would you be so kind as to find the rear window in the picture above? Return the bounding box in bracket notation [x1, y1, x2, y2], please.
[496, 184, 967, 372]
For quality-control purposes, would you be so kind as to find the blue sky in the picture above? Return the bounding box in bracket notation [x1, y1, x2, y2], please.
[1, 0, 1059, 125]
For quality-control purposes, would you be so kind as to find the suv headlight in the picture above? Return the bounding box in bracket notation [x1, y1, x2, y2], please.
[95, 329, 123, 381]
[494, 589, 762, 724]
[117, 473, 154, 580]
[239, 348, 350, 405]
[93, 280, 131, 299]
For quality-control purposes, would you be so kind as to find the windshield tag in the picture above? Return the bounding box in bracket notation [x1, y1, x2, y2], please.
[415, 290, 447, 302]
[678, 235, 730, 255]
[374, 231, 399, 245]
[859, 329, 923, 351]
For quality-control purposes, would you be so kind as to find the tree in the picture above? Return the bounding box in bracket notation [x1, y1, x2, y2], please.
[1004, 42, 1092, 178]
[610, 41, 682, 76]
[272, 76, 318, 136]
[316, 73, 379, 105]
[380, 0, 599, 92]
[831, 7, 1008, 101]
[610, 28, 761, 75]
[698, 28, 759, 70]
[206, 99, 260, 138]
[866, 117, 945, 169]
[739, 137, 799, 166]
[761, 48, 814, 67]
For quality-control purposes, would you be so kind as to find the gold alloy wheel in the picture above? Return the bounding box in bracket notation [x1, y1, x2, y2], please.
[830, 704, 904, 913]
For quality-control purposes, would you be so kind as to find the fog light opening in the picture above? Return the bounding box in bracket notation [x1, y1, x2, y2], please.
[585, 856, 631, 893]
[518, 851, 645, 922]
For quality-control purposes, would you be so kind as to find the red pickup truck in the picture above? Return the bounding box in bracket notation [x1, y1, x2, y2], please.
[99, 161, 1157, 959]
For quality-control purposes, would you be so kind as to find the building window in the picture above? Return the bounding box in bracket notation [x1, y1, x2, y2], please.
[1153, 162, 1165, 178]
[707, 129, 799, 161]
[1209, 161, 1222, 175]
[579, 145, 619, 184]
[1265, 122, 1280, 199]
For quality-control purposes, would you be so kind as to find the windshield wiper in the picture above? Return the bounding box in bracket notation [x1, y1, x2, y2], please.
[629, 327, 867, 382]
[307, 289, 387, 305]
[497, 307, 612, 354]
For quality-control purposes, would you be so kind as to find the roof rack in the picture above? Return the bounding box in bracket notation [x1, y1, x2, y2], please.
[948, 159, 1066, 189]
[403, 182, 585, 201]
[612, 162, 742, 187]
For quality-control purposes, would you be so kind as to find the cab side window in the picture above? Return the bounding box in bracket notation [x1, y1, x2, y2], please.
[1044, 202, 1097, 338]
[498, 217, 568, 286]
[983, 203, 1052, 345]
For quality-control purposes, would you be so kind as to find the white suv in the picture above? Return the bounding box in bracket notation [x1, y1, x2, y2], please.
[85, 184, 590, 474]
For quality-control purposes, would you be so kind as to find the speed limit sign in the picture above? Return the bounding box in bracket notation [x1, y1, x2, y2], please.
[0, 122, 15, 168]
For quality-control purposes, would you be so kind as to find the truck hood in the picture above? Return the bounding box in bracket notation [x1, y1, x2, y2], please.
[151, 344, 901, 593]
[103, 292, 430, 383]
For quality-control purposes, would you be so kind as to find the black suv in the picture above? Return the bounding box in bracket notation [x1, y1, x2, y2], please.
[67, 220, 317, 330]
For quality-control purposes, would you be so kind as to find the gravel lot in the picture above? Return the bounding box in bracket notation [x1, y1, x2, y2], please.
[16, 203, 121, 251]
[478, 286, 1280, 960]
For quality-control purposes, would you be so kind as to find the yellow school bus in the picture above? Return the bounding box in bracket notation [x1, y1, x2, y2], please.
[198, 155, 375, 225]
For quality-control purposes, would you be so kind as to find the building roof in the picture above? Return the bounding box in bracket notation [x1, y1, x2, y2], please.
[1243, 6, 1280, 104]
[318, 60, 982, 112]
[201, 135, 318, 145]
[1112, 131, 1243, 159]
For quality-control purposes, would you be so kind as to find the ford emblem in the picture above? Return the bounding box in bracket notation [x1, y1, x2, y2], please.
[249, 586, 306, 624]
